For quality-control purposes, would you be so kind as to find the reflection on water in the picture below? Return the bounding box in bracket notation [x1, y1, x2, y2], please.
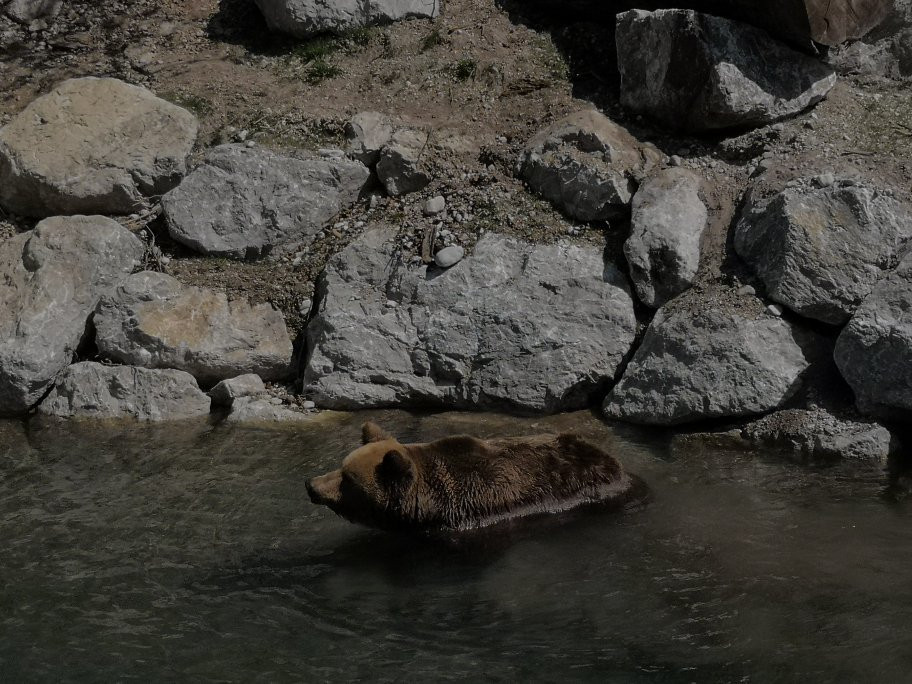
[1, 411, 911, 682]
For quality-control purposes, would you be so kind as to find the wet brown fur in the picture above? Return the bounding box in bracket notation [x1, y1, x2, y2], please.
[306, 421, 648, 533]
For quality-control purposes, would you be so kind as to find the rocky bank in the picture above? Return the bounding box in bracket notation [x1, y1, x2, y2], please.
[0, 0, 910, 460]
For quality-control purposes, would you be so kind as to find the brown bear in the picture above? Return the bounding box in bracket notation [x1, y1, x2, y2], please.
[306, 421, 648, 533]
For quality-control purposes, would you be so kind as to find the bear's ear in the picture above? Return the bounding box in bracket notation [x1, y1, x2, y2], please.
[362, 421, 391, 444]
[378, 450, 414, 485]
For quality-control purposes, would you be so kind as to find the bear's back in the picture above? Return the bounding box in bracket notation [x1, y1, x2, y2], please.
[411, 433, 633, 530]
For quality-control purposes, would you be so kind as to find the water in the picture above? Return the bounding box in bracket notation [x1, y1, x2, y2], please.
[1, 411, 911, 682]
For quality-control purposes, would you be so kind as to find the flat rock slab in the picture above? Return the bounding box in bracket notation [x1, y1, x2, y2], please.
[736, 178, 912, 324]
[304, 228, 637, 413]
[94, 272, 293, 386]
[616, 10, 837, 131]
[518, 110, 662, 221]
[624, 168, 707, 308]
[0, 77, 198, 217]
[835, 253, 912, 420]
[254, 0, 439, 38]
[162, 144, 370, 259]
[0, 216, 144, 416]
[740, 408, 895, 463]
[224, 397, 309, 423]
[38, 362, 211, 421]
[604, 295, 812, 425]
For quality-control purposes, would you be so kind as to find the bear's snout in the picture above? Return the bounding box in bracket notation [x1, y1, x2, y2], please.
[307, 470, 342, 506]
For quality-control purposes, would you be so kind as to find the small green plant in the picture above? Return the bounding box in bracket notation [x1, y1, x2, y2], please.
[452, 58, 477, 81]
[344, 27, 375, 48]
[305, 58, 342, 84]
[420, 28, 445, 52]
[292, 36, 338, 63]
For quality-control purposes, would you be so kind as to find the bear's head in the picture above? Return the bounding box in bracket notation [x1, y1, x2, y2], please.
[306, 421, 418, 530]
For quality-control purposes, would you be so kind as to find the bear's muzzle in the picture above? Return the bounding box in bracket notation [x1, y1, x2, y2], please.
[306, 470, 342, 506]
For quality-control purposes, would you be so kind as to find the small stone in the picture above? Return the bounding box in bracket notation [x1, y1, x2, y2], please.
[767, 303, 784, 316]
[434, 245, 465, 268]
[302, 400, 316, 410]
[814, 172, 835, 187]
[736, 285, 757, 296]
[423, 195, 446, 216]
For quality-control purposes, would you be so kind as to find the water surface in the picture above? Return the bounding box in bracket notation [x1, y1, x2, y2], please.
[1, 411, 910, 682]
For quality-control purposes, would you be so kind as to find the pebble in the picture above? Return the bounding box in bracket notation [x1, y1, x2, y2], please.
[814, 172, 835, 187]
[736, 285, 756, 297]
[434, 245, 465, 268]
[423, 195, 446, 216]
[766, 303, 784, 317]
[302, 400, 316, 410]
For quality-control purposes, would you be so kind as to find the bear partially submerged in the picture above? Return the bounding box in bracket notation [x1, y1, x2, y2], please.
[306, 422, 648, 533]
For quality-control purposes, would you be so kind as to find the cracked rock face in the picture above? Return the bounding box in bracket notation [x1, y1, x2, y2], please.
[518, 110, 662, 222]
[304, 228, 637, 413]
[37, 362, 211, 421]
[624, 168, 707, 308]
[0, 77, 198, 217]
[162, 144, 370, 259]
[616, 10, 837, 131]
[94, 272, 293, 386]
[735, 179, 912, 325]
[604, 297, 813, 425]
[254, 0, 439, 38]
[0, 215, 144, 416]
[835, 253, 912, 421]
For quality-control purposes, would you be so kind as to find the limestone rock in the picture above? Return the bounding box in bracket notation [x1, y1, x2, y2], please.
[604, 296, 812, 425]
[305, 228, 637, 413]
[0, 216, 144, 417]
[375, 128, 431, 196]
[616, 10, 837, 131]
[434, 245, 464, 268]
[834, 254, 912, 420]
[523, 0, 892, 47]
[624, 168, 707, 308]
[0, 77, 198, 217]
[38, 362, 211, 421]
[209, 374, 267, 407]
[5, 0, 60, 23]
[94, 272, 293, 386]
[735, 178, 912, 324]
[162, 144, 369, 259]
[254, 0, 440, 38]
[345, 111, 394, 166]
[740, 408, 895, 463]
[224, 396, 309, 423]
[518, 110, 662, 221]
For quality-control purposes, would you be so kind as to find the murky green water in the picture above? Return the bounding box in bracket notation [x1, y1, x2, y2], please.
[1, 411, 910, 682]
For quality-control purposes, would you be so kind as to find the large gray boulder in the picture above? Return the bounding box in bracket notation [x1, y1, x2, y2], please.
[0, 78, 198, 217]
[94, 272, 293, 386]
[162, 144, 370, 259]
[616, 10, 837, 131]
[254, 0, 440, 38]
[604, 295, 812, 425]
[735, 179, 912, 325]
[0, 216, 144, 417]
[38, 362, 211, 421]
[518, 110, 663, 221]
[624, 168, 707, 308]
[304, 228, 637, 412]
[835, 253, 912, 420]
